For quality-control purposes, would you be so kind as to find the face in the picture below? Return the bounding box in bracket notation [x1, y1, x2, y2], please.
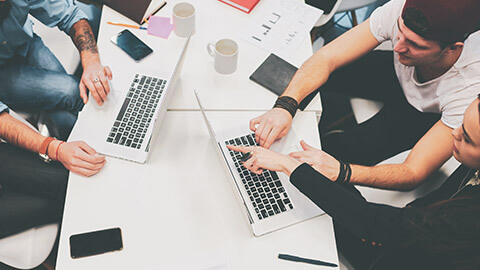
[452, 98, 480, 169]
[393, 17, 447, 66]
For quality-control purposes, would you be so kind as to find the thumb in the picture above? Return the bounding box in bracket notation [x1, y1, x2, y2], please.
[300, 140, 314, 150]
[249, 118, 260, 132]
[79, 81, 88, 104]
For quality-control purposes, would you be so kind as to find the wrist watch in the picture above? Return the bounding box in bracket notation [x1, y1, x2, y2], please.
[39, 137, 55, 163]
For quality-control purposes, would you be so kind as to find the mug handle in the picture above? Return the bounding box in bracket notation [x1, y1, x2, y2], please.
[207, 43, 215, 57]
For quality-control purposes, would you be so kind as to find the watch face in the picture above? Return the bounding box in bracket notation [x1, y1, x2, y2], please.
[39, 153, 52, 163]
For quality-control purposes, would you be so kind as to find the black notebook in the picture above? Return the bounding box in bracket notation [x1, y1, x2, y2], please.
[103, 0, 166, 25]
[249, 53, 318, 110]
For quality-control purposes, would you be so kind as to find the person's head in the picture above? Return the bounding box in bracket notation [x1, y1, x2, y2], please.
[393, 0, 480, 66]
[0, 0, 11, 24]
[452, 95, 480, 169]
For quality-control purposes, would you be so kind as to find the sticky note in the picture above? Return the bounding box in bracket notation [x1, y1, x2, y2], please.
[147, 16, 173, 39]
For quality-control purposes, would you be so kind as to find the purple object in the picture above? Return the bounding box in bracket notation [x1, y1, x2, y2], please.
[147, 16, 173, 39]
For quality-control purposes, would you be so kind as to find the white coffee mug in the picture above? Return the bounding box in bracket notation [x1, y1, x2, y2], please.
[172, 2, 195, 37]
[207, 39, 238, 74]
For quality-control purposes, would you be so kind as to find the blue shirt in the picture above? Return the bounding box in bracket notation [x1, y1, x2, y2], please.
[0, 101, 8, 114]
[0, 0, 87, 66]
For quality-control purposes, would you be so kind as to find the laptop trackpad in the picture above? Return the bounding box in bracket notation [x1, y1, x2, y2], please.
[270, 129, 302, 155]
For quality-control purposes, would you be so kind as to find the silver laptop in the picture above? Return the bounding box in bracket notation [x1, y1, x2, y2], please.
[84, 30, 192, 163]
[194, 91, 324, 236]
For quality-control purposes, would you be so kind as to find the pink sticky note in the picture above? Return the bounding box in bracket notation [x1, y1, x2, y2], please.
[147, 16, 173, 39]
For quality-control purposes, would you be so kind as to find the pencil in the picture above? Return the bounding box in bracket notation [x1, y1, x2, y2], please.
[107, 22, 147, 30]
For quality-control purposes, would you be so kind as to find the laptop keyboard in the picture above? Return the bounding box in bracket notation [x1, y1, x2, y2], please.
[106, 74, 166, 149]
[225, 133, 294, 221]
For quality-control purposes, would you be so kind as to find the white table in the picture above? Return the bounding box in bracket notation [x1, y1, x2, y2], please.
[56, 110, 338, 269]
[55, 1, 336, 268]
[97, 0, 322, 113]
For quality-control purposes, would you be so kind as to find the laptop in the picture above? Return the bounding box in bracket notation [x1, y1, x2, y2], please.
[194, 91, 324, 236]
[83, 29, 192, 164]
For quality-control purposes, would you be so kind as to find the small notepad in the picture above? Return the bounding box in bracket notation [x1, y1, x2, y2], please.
[147, 16, 173, 39]
[249, 53, 318, 110]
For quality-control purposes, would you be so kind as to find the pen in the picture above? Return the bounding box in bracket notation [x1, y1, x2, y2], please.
[278, 254, 338, 267]
[141, 1, 167, 25]
[107, 22, 147, 30]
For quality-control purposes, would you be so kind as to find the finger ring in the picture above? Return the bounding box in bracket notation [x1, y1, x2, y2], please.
[240, 152, 252, 162]
[93, 78, 100, 82]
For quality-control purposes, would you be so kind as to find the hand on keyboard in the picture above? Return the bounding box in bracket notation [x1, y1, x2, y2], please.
[249, 108, 292, 149]
[226, 145, 301, 176]
[56, 141, 106, 177]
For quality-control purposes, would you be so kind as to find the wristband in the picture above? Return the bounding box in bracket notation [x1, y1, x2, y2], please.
[56, 141, 65, 161]
[336, 160, 346, 182]
[39, 137, 55, 163]
[344, 162, 352, 184]
[39, 137, 55, 156]
[273, 96, 298, 118]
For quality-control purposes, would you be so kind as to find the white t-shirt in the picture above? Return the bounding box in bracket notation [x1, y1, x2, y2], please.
[369, 0, 480, 128]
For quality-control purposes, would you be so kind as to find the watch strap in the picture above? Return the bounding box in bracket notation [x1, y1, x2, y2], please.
[39, 137, 55, 156]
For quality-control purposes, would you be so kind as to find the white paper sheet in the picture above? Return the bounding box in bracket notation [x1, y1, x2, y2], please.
[240, 0, 323, 58]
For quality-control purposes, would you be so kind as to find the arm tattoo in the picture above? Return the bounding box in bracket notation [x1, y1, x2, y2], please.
[71, 20, 98, 54]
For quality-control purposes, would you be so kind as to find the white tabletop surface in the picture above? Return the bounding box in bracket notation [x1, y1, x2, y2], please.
[55, 1, 336, 268]
[56, 109, 338, 270]
[97, 0, 322, 112]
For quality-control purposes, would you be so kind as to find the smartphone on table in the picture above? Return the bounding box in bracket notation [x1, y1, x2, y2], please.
[111, 29, 153, 62]
[69, 227, 123, 259]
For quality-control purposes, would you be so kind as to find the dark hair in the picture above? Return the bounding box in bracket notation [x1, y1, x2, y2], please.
[403, 7, 469, 49]
[401, 190, 480, 269]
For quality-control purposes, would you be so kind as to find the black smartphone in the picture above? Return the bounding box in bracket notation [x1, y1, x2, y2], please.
[111, 29, 153, 62]
[69, 227, 123, 259]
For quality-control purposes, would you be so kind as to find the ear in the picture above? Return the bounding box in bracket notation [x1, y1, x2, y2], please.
[444, 42, 464, 54]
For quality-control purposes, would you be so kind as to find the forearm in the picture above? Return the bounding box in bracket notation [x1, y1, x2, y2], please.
[350, 163, 422, 190]
[282, 50, 332, 103]
[283, 19, 379, 103]
[0, 112, 63, 159]
[0, 112, 46, 153]
[69, 19, 99, 68]
[349, 121, 453, 190]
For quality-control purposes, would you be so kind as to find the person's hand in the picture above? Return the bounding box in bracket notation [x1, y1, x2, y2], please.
[56, 141, 106, 177]
[249, 108, 292, 149]
[79, 59, 113, 106]
[289, 140, 340, 181]
[227, 145, 301, 176]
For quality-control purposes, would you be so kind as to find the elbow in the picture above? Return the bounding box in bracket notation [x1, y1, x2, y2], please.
[398, 170, 428, 191]
[399, 181, 422, 191]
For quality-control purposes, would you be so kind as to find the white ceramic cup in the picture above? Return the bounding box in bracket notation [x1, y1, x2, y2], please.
[172, 2, 195, 37]
[207, 39, 238, 74]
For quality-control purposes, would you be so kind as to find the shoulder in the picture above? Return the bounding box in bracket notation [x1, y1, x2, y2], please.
[440, 87, 478, 128]
[369, 0, 405, 42]
[454, 32, 480, 75]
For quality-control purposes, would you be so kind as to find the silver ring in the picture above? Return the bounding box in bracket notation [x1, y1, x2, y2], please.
[93, 78, 100, 83]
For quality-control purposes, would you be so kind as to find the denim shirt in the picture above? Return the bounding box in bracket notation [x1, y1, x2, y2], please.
[0, 0, 87, 65]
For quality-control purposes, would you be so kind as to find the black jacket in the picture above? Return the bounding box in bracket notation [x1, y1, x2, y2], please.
[290, 163, 480, 270]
